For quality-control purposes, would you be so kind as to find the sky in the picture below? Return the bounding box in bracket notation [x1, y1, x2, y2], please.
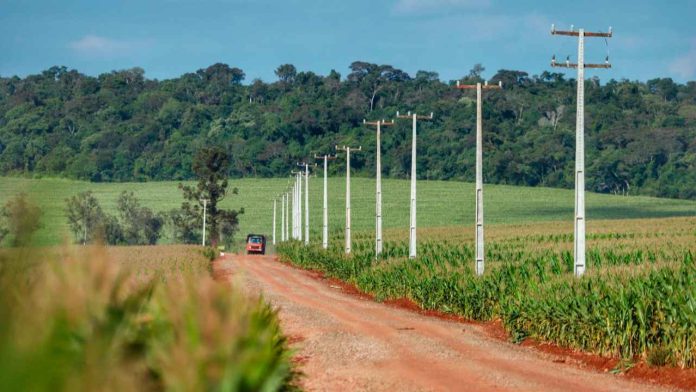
[1, 0, 695, 83]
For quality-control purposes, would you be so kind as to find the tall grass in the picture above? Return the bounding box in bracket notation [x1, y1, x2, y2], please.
[278, 217, 696, 368]
[0, 245, 299, 391]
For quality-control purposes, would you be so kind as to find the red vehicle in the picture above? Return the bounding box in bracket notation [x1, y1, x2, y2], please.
[246, 234, 266, 255]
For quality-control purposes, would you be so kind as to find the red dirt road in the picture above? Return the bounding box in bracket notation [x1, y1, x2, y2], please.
[214, 254, 676, 392]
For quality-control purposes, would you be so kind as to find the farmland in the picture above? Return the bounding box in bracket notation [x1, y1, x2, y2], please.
[277, 217, 696, 368]
[0, 245, 298, 391]
[1, 176, 695, 246]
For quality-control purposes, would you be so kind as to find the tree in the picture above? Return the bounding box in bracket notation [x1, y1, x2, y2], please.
[275, 64, 297, 83]
[347, 61, 410, 111]
[415, 70, 439, 83]
[647, 78, 678, 102]
[1, 62, 695, 201]
[175, 147, 244, 247]
[219, 209, 242, 249]
[116, 191, 164, 245]
[249, 78, 268, 103]
[168, 208, 201, 244]
[0, 215, 7, 244]
[1, 193, 42, 247]
[490, 69, 530, 87]
[199, 63, 245, 85]
[65, 191, 106, 245]
[465, 63, 485, 82]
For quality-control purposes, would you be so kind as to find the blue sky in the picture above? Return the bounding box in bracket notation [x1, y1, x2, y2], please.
[1, 0, 695, 83]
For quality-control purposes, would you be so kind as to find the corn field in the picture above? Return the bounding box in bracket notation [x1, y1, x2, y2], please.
[0, 245, 300, 391]
[277, 217, 696, 368]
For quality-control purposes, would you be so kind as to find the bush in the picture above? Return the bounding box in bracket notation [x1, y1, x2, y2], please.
[202, 246, 219, 261]
[0, 193, 41, 247]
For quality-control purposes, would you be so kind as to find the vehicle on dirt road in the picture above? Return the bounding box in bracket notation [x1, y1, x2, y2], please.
[246, 234, 266, 255]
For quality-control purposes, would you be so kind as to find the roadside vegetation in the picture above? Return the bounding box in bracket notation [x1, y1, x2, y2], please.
[278, 217, 696, 368]
[0, 196, 299, 391]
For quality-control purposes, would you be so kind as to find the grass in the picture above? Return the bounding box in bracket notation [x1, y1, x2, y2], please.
[277, 216, 696, 368]
[2, 176, 695, 246]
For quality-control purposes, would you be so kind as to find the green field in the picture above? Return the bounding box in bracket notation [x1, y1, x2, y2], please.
[1, 176, 695, 246]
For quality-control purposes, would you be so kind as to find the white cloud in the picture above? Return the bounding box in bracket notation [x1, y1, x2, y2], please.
[394, 0, 490, 13]
[668, 39, 696, 80]
[68, 35, 151, 56]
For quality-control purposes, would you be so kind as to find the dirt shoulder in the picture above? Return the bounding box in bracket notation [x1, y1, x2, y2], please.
[214, 254, 684, 392]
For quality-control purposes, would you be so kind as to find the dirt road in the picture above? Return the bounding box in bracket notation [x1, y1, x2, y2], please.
[214, 254, 672, 392]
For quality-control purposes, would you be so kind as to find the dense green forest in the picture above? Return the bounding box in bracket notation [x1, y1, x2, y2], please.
[1, 62, 694, 199]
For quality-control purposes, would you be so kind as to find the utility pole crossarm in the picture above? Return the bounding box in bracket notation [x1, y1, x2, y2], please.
[455, 80, 503, 90]
[551, 62, 612, 69]
[456, 80, 503, 90]
[551, 56, 611, 69]
[335, 145, 362, 152]
[396, 111, 434, 120]
[551, 27, 612, 37]
[363, 119, 395, 127]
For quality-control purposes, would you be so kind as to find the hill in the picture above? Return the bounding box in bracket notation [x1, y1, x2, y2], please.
[1, 63, 695, 199]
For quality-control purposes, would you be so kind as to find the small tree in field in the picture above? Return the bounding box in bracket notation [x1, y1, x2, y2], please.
[66, 191, 107, 245]
[117, 191, 164, 245]
[173, 147, 243, 247]
[1, 193, 42, 247]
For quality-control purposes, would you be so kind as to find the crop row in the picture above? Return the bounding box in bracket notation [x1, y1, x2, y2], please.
[278, 217, 696, 367]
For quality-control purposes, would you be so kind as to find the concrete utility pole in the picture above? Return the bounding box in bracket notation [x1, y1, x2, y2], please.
[291, 171, 302, 241]
[285, 190, 290, 241]
[336, 145, 361, 254]
[281, 193, 286, 242]
[395, 111, 434, 259]
[290, 184, 294, 239]
[272, 197, 277, 245]
[292, 176, 297, 239]
[291, 181, 296, 239]
[456, 80, 502, 276]
[297, 172, 303, 242]
[363, 119, 394, 257]
[315, 153, 337, 249]
[200, 198, 209, 247]
[551, 24, 612, 278]
[297, 162, 313, 245]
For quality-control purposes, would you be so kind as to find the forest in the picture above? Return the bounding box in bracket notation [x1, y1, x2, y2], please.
[0, 62, 694, 199]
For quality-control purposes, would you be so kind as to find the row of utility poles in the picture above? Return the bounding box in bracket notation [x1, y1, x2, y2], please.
[265, 24, 612, 278]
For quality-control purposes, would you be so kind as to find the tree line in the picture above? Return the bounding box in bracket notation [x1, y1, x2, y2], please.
[0, 62, 694, 199]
